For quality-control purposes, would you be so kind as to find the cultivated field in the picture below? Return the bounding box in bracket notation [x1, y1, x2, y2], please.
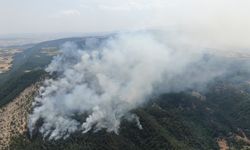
[0, 48, 22, 73]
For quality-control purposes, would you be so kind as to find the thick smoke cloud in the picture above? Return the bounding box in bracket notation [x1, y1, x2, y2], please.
[28, 31, 243, 140]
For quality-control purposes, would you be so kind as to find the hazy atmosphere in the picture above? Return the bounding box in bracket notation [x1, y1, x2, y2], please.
[1, 0, 250, 39]
[1, 0, 250, 149]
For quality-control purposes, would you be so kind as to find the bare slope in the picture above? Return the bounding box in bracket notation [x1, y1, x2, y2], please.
[0, 83, 39, 149]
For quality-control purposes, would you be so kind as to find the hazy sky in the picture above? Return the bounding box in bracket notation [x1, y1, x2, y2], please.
[1, 0, 250, 36]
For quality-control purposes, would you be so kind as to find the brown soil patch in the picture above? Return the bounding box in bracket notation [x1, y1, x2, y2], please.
[235, 129, 250, 145]
[217, 138, 229, 150]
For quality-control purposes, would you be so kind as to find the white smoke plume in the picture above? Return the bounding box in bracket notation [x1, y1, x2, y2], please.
[28, 31, 241, 140]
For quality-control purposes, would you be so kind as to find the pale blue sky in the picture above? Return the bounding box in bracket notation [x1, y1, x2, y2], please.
[0, 0, 166, 35]
[0, 0, 250, 37]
